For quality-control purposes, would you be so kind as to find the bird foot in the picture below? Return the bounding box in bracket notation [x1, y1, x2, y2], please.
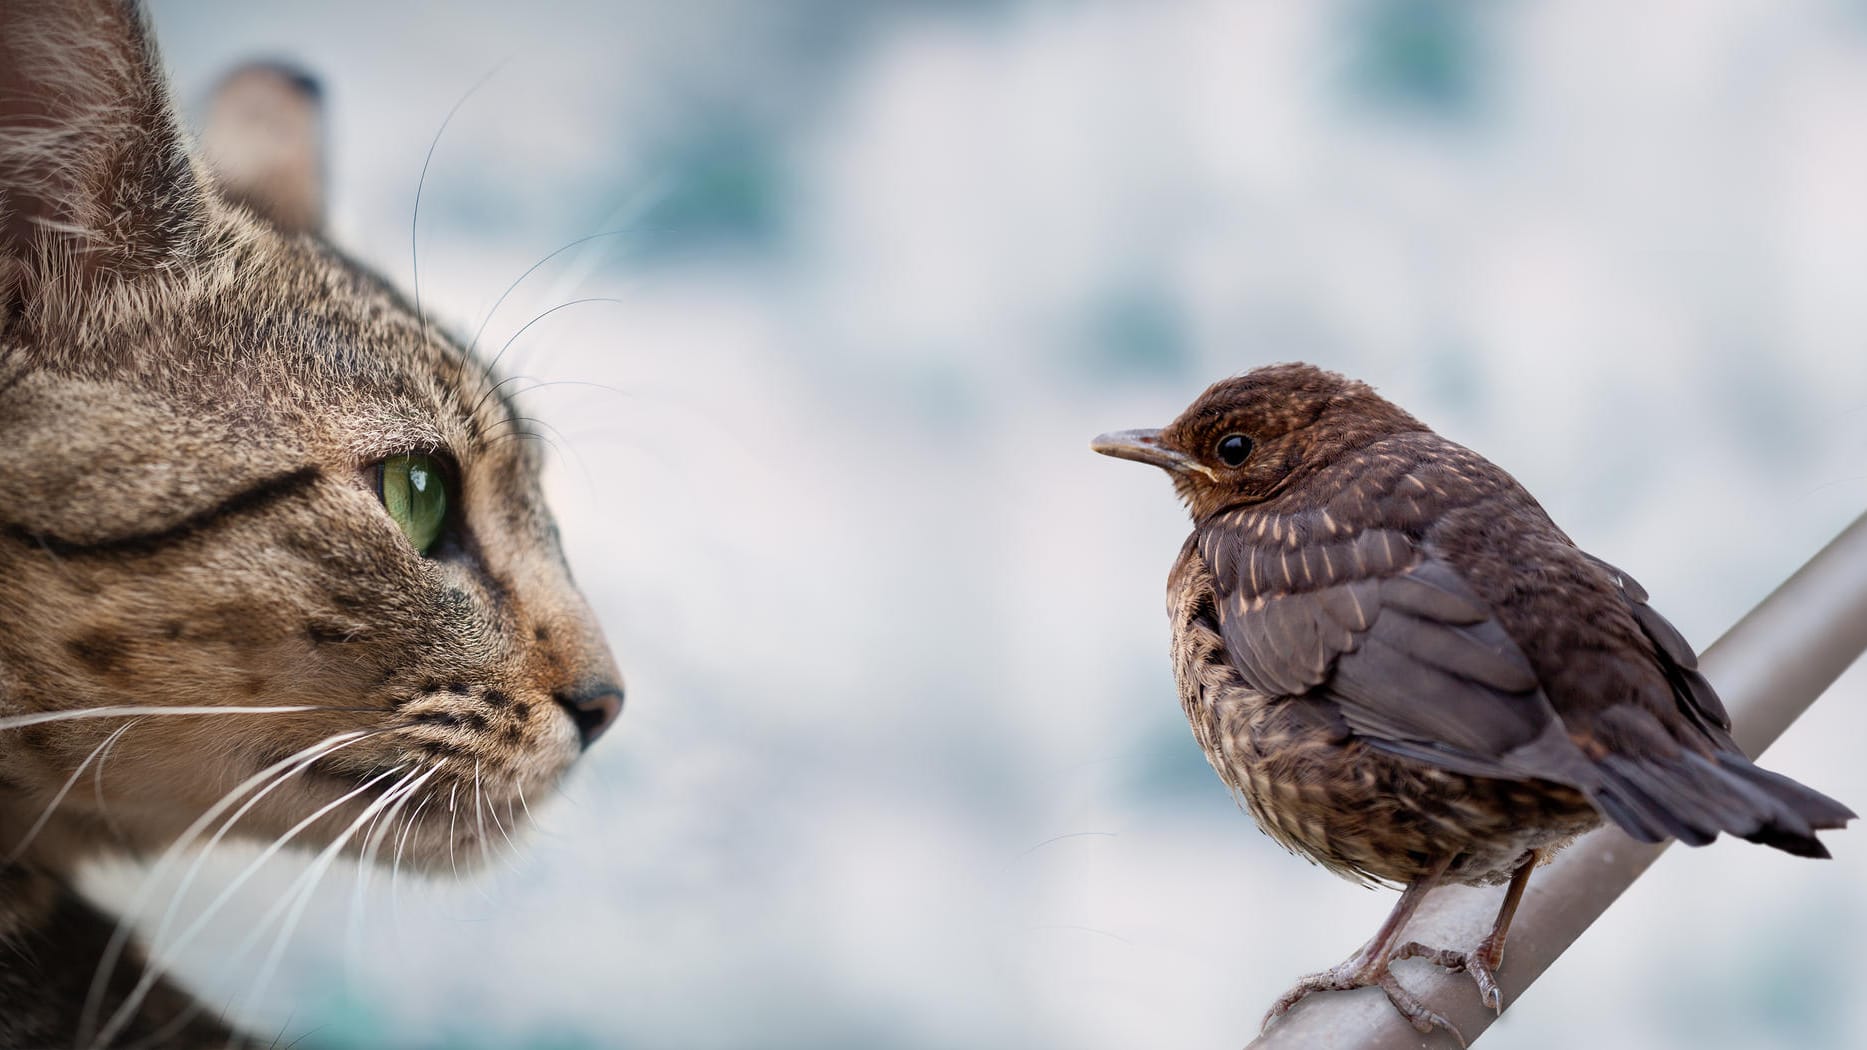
[1261, 956, 1465, 1045]
[1392, 936, 1506, 1014]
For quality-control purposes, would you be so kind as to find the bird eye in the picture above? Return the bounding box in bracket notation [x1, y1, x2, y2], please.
[1215, 433, 1253, 467]
[374, 453, 449, 555]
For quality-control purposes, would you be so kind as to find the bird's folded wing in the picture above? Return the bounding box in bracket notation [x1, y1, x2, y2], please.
[1582, 552, 1735, 746]
[1200, 522, 1587, 782]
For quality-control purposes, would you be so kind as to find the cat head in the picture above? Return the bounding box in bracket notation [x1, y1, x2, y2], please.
[0, 0, 622, 872]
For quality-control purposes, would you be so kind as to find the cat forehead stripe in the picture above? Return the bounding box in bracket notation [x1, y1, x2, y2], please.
[3, 466, 321, 558]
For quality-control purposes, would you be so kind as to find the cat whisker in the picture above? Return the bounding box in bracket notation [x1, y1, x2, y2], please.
[473, 760, 488, 856]
[473, 371, 537, 417]
[464, 762, 506, 903]
[485, 413, 601, 495]
[134, 733, 397, 983]
[483, 417, 559, 451]
[345, 762, 434, 976]
[467, 297, 625, 420]
[512, 424, 655, 450]
[389, 788, 438, 951]
[472, 185, 669, 385]
[392, 789, 435, 878]
[90, 755, 406, 1049]
[526, 176, 672, 318]
[481, 378, 639, 417]
[509, 781, 565, 845]
[113, 993, 218, 1050]
[446, 782, 461, 881]
[265, 1013, 296, 1050]
[513, 776, 543, 833]
[5, 720, 138, 863]
[18, 529, 86, 585]
[0, 705, 346, 734]
[512, 778, 535, 821]
[280, 1018, 330, 1050]
[464, 226, 646, 363]
[78, 730, 380, 1048]
[546, 775, 585, 812]
[500, 798, 538, 864]
[487, 790, 520, 863]
[91, 717, 137, 847]
[412, 60, 507, 346]
[482, 391, 624, 463]
[237, 763, 443, 1026]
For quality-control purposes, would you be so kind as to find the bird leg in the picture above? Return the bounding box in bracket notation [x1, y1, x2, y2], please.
[1391, 849, 1538, 1015]
[1261, 857, 1461, 1042]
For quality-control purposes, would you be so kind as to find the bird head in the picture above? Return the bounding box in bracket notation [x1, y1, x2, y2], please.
[1092, 362, 1427, 521]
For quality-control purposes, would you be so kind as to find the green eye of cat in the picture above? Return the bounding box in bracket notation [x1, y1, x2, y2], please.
[375, 453, 448, 555]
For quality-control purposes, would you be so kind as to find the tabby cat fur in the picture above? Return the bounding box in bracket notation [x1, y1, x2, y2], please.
[0, 2, 625, 1046]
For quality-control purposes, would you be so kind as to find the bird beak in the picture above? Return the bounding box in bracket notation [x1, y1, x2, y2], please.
[1090, 428, 1217, 479]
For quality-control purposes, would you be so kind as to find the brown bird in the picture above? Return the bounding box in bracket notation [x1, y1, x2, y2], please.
[1092, 363, 1853, 1038]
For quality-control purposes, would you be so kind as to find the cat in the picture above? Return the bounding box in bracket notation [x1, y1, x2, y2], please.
[0, 2, 625, 1046]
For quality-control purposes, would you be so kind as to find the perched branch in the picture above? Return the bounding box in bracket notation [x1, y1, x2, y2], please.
[1251, 510, 1867, 1049]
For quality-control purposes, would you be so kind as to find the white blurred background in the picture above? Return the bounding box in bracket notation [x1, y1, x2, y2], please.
[115, 2, 1867, 1047]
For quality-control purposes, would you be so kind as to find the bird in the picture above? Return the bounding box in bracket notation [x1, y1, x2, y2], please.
[1091, 362, 1853, 1039]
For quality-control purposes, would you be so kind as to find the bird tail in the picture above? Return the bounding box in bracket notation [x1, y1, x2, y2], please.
[1587, 750, 1855, 858]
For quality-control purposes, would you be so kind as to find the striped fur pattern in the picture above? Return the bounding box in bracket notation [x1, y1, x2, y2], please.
[1, 2, 622, 1045]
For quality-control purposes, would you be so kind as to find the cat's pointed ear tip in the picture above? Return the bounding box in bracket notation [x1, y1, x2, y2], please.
[200, 60, 327, 237]
[211, 61, 324, 107]
[275, 64, 324, 103]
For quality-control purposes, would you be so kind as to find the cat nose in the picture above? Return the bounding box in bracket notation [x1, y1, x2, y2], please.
[553, 681, 624, 748]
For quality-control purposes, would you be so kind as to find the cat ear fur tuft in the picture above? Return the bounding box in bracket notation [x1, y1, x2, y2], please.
[0, 0, 210, 308]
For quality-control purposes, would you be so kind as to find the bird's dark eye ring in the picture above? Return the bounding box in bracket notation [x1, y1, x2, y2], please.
[1215, 433, 1253, 467]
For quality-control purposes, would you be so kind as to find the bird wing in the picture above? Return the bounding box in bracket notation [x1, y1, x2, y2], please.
[1571, 552, 1851, 849]
[1197, 516, 1590, 783]
[1197, 511, 1853, 851]
[1581, 552, 1736, 748]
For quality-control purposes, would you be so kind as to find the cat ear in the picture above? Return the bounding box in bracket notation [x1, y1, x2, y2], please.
[0, 0, 210, 306]
[199, 63, 326, 236]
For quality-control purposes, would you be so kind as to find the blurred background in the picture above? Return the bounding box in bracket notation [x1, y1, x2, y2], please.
[115, 1, 1867, 1047]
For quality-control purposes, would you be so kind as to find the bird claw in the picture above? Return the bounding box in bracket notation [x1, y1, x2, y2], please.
[1392, 938, 1505, 1014]
[1376, 971, 1466, 1046]
[1261, 960, 1466, 1045]
[1260, 966, 1344, 1032]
